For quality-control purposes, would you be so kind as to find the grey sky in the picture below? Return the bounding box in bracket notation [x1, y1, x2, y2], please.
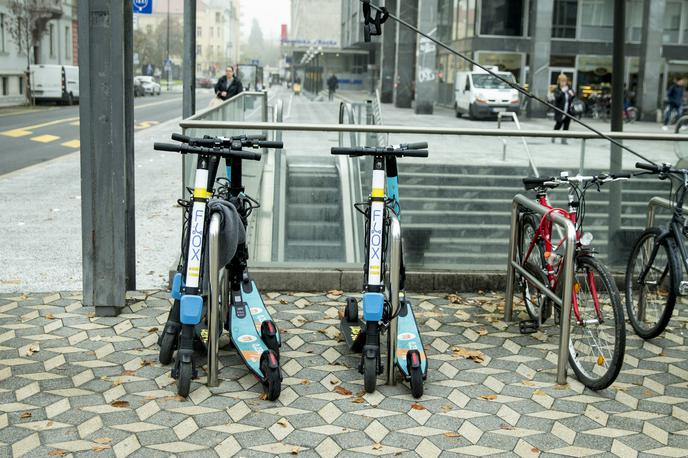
[240, 0, 291, 41]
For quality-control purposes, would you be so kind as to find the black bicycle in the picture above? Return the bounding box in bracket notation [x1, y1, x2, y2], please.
[625, 162, 688, 339]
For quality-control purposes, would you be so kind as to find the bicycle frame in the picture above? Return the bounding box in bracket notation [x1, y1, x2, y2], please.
[521, 185, 601, 325]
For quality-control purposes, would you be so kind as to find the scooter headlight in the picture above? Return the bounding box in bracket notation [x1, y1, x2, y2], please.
[580, 232, 594, 247]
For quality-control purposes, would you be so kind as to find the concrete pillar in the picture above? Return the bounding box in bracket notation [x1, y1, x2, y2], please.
[526, 0, 553, 118]
[393, 0, 417, 108]
[636, 0, 665, 121]
[414, 0, 437, 114]
[78, 0, 135, 316]
[380, 0, 397, 103]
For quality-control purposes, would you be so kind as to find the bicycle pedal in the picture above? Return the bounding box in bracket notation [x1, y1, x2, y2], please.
[519, 320, 539, 334]
[679, 281, 688, 296]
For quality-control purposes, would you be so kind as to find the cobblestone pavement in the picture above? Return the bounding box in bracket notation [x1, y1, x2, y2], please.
[1, 290, 688, 457]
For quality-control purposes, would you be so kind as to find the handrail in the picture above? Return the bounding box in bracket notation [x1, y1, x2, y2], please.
[179, 120, 688, 141]
[338, 102, 358, 147]
[386, 213, 402, 385]
[504, 194, 576, 385]
[273, 99, 286, 262]
[497, 112, 539, 177]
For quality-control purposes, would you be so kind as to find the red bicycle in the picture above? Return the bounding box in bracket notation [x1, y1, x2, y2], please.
[517, 172, 627, 390]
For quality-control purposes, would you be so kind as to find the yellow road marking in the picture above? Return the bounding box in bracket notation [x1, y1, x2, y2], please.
[69, 121, 80, 126]
[1, 129, 32, 137]
[135, 120, 160, 130]
[62, 139, 80, 148]
[31, 134, 60, 143]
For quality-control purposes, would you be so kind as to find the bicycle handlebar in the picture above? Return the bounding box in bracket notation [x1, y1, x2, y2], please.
[153, 142, 262, 161]
[330, 145, 429, 158]
[635, 162, 661, 172]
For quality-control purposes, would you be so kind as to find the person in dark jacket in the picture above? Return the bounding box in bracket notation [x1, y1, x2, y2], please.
[552, 73, 576, 144]
[327, 74, 339, 100]
[214, 66, 243, 101]
[663, 77, 685, 130]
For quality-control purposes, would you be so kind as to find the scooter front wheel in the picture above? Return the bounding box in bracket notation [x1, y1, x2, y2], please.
[177, 361, 192, 397]
[363, 357, 377, 393]
[261, 320, 280, 360]
[409, 365, 423, 398]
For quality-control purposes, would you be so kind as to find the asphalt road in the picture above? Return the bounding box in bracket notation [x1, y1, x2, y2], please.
[0, 89, 215, 175]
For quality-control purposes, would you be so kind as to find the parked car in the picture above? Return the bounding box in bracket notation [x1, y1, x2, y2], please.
[454, 66, 521, 119]
[134, 76, 161, 95]
[196, 76, 213, 88]
[134, 78, 145, 97]
[29, 64, 79, 105]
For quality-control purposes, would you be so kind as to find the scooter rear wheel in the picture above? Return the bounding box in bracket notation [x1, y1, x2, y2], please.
[363, 357, 377, 393]
[260, 350, 282, 401]
[158, 331, 176, 365]
[261, 320, 280, 360]
[344, 297, 358, 323]
[409, 365, 423, 399]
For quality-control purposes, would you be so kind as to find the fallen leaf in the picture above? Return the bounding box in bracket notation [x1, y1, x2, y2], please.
[280, 299, 288, 304]
[147, 327, 159, 333]
[356, 389, 366, 397]
[291, 446, 300, 455]
[478, 328, 488, 336]
[451, 346, 485, 363]
[500, 423, 515, 430]
[140, 359, 154, 367]
[554, 384, 569, 390]
[533, 390, 546, 396]
[300, 379, 310, 385]
[259, 392, 268, 400]
[46, 313, 56, 320]
[46, 421, 54, 427]
[440, 404, 453, 413]
[531, 447, 540, 453]
[94, 438, 112, 444]
[121, 370, 136, 376]
[110, 400, 129, 408]
[87, 312, 96, 318]
[48, 450, 67, 456]
[25, 343, 40, 356]
[329, 379, 339, 385]
[372, 444, 383, 450]
[334, 385, 352, 396]
[352, 397, 365, 404]
[328, 289, 343, 296]
[411, 403, 426, 410]
[480, 394, 497, 400]
[277, 419, 289, 427]
[447, 294, 462, 304]
[521, 380, 535, 386]
[20, 412, 32, 419]
[144, 395, 157, 400]
[163, 395, 186, 402]
[92, 445, 111, 452]
[444, 432, 462, 438]
[19, 293, 29, 300]
[337, 309, 345, 320]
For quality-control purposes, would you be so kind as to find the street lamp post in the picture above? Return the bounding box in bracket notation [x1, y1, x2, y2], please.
[166, 0, 170, 91]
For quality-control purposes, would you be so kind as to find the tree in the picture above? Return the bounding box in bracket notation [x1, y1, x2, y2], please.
[133, 16, 183, 75]
[7, 0, 63, 102]
[241, 19, 281, 67]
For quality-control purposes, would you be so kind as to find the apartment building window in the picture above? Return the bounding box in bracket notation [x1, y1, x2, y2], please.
[210, 26, 214, 36]
[197, 45, 202, 56]
[49, 23, 55, 57]
[437, 0, 453, 42]
[216, 12, 221, 23]
[1, 77, 7, 96]
[579, 0, 613, 40]
[0, 14, 6, 53]
[626, 0, 643, 42]
[479, 0, 524, 36]
[664, 1, 682, 43]
[197, 26, 202, 37]
[64, 26, 70, 58]
[19, 76, 23, 94]
[552, 0, 577, 39]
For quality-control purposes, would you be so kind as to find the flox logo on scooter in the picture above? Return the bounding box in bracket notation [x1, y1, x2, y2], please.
[332, 143, 430, 398]
[154, 133, 283, 400]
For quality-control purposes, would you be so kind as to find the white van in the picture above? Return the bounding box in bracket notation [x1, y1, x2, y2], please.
[454, 66, 520, 119]
[30, 64, 79, 105]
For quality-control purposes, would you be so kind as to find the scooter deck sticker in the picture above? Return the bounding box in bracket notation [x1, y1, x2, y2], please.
[230, 292, 268, 380]
[395, 300, 428, 378]
[241, 280, 281, 345]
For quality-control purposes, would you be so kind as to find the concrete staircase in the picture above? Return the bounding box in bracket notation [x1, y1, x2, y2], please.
[393, 164, 671, 270]
[284, 156, 345, 261]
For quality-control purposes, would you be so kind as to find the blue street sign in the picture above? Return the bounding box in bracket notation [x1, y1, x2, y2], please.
[133, 0, 153, 14]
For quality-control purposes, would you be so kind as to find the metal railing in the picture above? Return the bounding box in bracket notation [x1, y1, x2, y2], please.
[272, 99, 286, 262]
[497, 112, 539, 177]
[504, 194, 576, 385]
[646, 196, 681, 229]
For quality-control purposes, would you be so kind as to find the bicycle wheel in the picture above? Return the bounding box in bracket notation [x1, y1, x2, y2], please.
[518, 212, 546, 320]
[676, 116, 688, 134]
[566, 255, 625, 390]
[625, 228, 680, 339]
[521, 260, 550, 322]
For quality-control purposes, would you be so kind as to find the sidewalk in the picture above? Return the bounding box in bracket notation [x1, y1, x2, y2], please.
[1, 288, 687, 456]
[335, 90, 685, 171]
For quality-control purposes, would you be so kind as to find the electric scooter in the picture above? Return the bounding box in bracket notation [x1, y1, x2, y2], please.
[155, 133, 282, 399]
[332, 143, 429, 398]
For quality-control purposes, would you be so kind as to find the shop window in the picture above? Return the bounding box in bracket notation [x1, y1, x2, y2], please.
[552, 0, 577, 39]
[479, 0, 524, 37]
[664, 1, 682, 43]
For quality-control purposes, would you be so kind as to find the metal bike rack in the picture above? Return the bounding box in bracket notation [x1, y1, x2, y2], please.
[504, 194, 576, 385]
[386, 214, 402, 385]
[207, 213, 222, 387]
[646, 196, 681, 229]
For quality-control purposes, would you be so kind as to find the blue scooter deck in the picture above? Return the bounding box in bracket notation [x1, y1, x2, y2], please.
[394, 299, 428, 379]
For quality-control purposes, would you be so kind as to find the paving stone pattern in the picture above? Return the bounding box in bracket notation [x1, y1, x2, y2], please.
[1, 290, 688, 457]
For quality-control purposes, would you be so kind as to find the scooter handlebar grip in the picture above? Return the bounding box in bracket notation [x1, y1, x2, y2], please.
[171, 133, 190, 143]
[154, 142, 181, 152]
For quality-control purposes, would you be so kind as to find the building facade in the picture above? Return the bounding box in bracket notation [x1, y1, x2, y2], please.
[0, 0, 77, 106]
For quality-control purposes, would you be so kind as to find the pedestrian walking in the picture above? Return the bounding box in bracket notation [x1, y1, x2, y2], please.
[552, 74, 576, 144]
[663, 76, 685, 131]
[327, 74, 339, 101]
[214, 66, 243, 102]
